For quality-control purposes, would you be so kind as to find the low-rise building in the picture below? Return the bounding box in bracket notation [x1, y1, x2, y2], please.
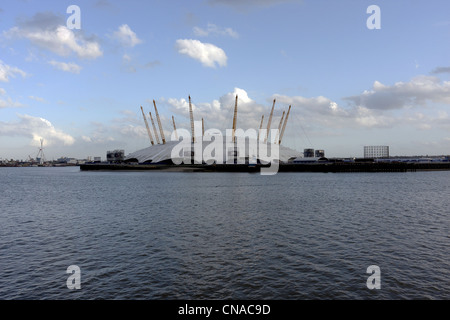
[364, 146, 389, 158]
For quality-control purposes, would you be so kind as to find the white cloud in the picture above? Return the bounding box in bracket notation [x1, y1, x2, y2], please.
[0, 60, 27, 82]
[112, 24, 142, 47]
[119, 109, 137, 117]
[162, 88, 268, 132]
[0, 97, 25, 109]
[121, 54, 136, 73]
[0, 88, 25, 109]
[82, 135, 92, 143]
[344, 76, 450, 110]
[29, 96, 46, 103]
[80, 134, 115, 144]
[273, 93, 396, 129]
[175, 39, 227, 68]
[3, 12, 102, 59]
[402, 110, 450, 131]
[83, 113, 148, 145]
[118, 124, 147, 139]
[0, 114, 75, 146]
[122, 54, 132, 63]
[193, 23, 239, 38]
[48, 60, 82, 74]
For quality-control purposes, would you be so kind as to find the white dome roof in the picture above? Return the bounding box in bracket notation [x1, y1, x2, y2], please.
[125, 138, 302, 164]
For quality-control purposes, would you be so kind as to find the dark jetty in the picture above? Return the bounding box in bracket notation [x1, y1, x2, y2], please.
[80, 161, 450, 173]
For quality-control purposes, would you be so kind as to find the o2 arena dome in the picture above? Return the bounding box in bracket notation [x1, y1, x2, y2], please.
[124, 139, 302, 165]
[124, 96, 302, 165]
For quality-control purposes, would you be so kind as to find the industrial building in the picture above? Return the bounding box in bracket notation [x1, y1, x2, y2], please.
[315, 150, 325, 158]
[302, 149, 325, 158]
[364, 146, 389, 158]
[107, 150, 125, 163]
[303, 148, 314, 158]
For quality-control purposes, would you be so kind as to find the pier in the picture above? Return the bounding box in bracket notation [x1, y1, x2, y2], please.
[79, 161, 450, 173]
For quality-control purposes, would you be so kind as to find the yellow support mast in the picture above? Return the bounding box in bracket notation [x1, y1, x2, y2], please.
[149, 111, 160, 144]
[172, 115, 178, 140]
[189, 95, 195, 143]
[279, 105, 291, 145]
[258, 115, 264, 142]
[140, 106, 154, 145]
[231, 95, 238, 143]
[153, 100, 165, 144]
[202, 118, 205, 137]
[274, 110, 285, 144]
[264, 99, 276, 143]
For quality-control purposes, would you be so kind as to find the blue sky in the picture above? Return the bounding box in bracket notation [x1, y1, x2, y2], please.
[1, 0, 450, 160]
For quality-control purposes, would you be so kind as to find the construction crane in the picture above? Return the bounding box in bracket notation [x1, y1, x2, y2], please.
[188, 95, 195, 143]
[274, 110, 285, 144]
[172, 115, 178, 140]
[264, 99, 276, 143]
[149, 112, 160, 144]
[36, 138, 46, 164]
[153, 100, 165, 144]
[279, 105, 291, 145]
[231, 94, 238, 143]
[140, 106, 154, 145]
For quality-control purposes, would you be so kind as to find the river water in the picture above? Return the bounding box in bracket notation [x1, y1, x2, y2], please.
[0, 167, 448, 299]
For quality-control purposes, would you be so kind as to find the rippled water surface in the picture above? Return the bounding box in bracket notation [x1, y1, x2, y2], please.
[0, 167, 449, 299]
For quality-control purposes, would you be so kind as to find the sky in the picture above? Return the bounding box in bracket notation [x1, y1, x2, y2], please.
[1, 0, 450, 160]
